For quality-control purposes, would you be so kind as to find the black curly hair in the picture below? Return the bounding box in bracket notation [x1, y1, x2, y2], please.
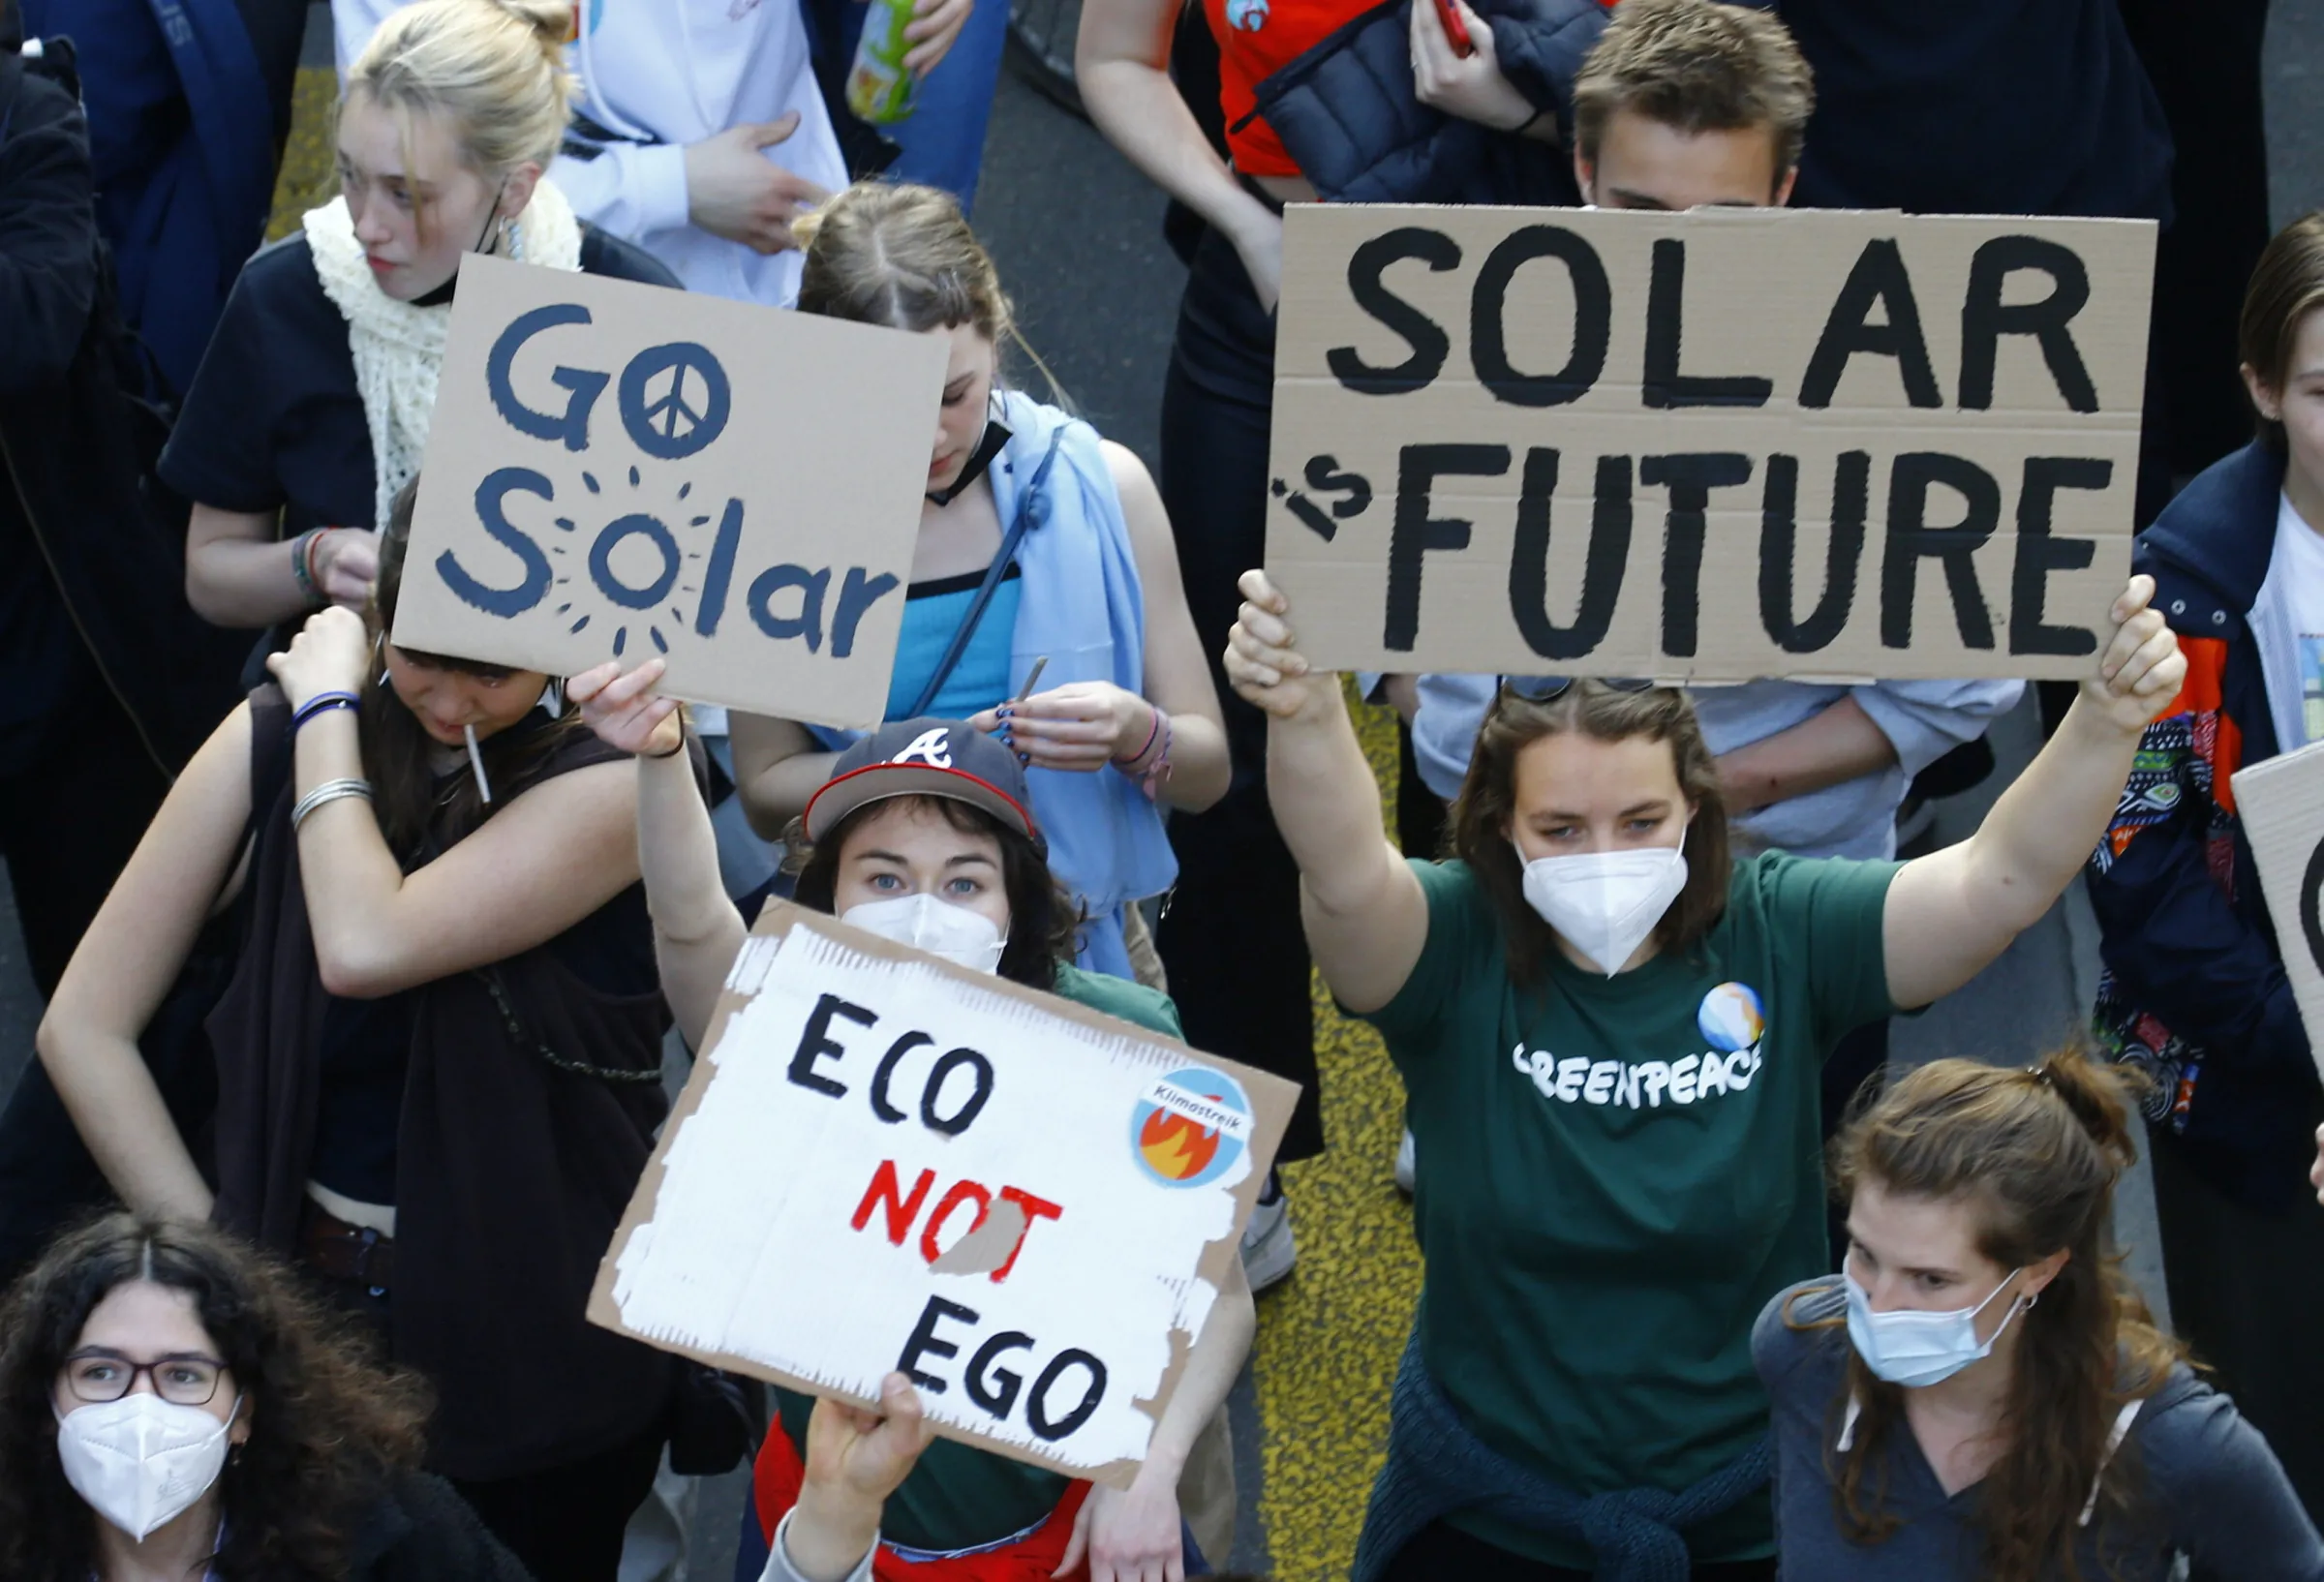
[0, 1213, 432, 1581]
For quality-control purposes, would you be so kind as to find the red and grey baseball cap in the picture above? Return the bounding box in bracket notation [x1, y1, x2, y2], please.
[802, 718, 1037, 843]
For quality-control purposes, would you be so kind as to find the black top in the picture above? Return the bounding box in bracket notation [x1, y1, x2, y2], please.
[1770, 0, 2173, 222]
[348, 1470, 536, 1582]
[308, 718, 660, 1207]
[158, 224, 676, 535]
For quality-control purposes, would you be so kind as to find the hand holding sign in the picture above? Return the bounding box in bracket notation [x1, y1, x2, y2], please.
[1225, 568, 1330, 721]
[788, 1372, 937, 1582]
[571, 657, 685, 759]
[2079, 574, 2186, 736]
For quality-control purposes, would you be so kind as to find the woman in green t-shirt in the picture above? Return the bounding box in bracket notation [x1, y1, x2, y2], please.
[1222, 568, 2185, 1582]
[569, 660, 1252, 1582]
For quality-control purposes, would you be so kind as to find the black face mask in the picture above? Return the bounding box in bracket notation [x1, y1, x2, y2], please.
[926, 417, 1012, 505]
[410, 183, 507, 308]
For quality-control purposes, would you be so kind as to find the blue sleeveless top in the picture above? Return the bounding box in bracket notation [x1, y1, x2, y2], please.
[884, 564, 1024, 721]
[811, 394, 1177, 981]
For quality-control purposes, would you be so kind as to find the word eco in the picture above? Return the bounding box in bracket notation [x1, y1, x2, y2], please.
[1267, 206, 2156, 680]
[395, 257, 941, 726]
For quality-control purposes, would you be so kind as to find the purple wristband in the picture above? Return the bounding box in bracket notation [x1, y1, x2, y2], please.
[293, 691, 362, 730]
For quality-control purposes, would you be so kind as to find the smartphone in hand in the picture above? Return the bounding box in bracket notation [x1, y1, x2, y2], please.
[1431, 0, 1476, 57]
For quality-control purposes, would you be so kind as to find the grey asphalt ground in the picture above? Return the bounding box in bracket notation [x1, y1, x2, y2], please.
[1, 6, 2318, 1575]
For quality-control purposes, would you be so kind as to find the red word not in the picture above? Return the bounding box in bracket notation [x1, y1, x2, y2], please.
[851, 1160, 1063, 1284]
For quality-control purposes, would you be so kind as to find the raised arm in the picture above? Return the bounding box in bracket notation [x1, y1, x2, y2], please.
[265, 609, 643, 999]
[1881, 578, 2184, 1011]
[570, 658, 749, 1050]
[37, 706, 257, 1220]
[732, 712, 839, 841]
[1061, 1256, 1255, 1581]
[1076, 0, 1287, 308]
[776, 1373, 938, 1582]
[1226, 569, 1428, 1013]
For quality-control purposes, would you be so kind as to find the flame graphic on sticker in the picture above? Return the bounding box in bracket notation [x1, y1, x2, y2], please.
[1139, 1102, 1224, 1181]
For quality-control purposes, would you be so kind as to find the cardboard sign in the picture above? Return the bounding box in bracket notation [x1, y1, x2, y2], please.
[1269, 205, 2157, 680]
[587, 902, 1299, 1486]
[2230, 739, 2324, 1081]
[393, 256, 945, 728]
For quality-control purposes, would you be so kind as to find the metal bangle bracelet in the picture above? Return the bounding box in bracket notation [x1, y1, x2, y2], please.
[291, 777, 373, 832]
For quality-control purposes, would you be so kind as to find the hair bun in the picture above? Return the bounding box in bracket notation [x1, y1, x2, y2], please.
[2031, 1048, 2140, 1169]
[494, 0, 573, 52]
[789, 202, 828, 255]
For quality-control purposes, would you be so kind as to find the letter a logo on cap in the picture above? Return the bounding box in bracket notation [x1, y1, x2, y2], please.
[891, 728, 954, 769]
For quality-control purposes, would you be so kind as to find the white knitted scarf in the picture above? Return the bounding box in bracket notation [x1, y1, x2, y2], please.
[304, 178, 584, 530]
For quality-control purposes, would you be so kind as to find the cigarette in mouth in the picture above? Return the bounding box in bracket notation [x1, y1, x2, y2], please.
[464, 723, 493, 805]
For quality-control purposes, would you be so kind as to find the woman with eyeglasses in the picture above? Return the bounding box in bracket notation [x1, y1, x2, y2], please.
[0, 1211, 530, 1582]
[1222, 567, 2186, 1581]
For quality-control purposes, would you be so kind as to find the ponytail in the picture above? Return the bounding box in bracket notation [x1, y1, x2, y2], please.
[1818, 1049, 2178, 1582]
[2025, 1049, 2139, 1171]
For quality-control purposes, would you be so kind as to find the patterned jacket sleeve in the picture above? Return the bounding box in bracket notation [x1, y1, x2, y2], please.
[2085, 677, 2313, 1082]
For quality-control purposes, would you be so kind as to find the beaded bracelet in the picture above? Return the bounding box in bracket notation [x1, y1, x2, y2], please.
[292, 690, 362, 731]
[1114, 708, 1174, 801]
[289, 530, 321, 605]
[290, 777, 373, 832]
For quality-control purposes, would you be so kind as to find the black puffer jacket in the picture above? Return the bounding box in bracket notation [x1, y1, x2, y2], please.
[1243, 0, 1606, 204]
[0, 46, 246, 777]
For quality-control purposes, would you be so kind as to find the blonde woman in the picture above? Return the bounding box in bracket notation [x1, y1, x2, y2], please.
[162, 0, 676, 631]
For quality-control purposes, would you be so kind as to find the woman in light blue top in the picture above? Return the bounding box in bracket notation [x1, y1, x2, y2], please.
[731, 182, 1229, 981]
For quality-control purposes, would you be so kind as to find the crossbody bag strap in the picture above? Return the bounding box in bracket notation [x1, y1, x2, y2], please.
[904, 427, 1069, 719]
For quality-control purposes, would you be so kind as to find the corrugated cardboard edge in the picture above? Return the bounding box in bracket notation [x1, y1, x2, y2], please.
[586, 900, 1300, 1489]
[2229, 738, 2324, 1084]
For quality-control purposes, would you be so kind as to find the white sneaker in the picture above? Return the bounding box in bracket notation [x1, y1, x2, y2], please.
[1394, 1127, 1416, 1195]
[1240, 1191, 1297, 1293]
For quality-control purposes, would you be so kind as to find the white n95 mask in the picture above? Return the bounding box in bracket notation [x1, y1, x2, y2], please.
[841, 893, 1008, 975]
[1514, 836, 1689, 976]
[54, 1391, 235, 1541]
[1845, 1268, 2030, 1388]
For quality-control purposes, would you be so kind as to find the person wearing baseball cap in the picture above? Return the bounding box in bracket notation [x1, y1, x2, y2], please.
[566, 660, 1255, 1582]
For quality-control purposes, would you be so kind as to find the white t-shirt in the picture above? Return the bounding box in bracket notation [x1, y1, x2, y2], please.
[2246, 491, 2324, 750]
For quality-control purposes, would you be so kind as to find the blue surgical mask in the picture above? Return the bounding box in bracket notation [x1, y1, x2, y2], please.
[1844, 1266, 2031, 1387]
